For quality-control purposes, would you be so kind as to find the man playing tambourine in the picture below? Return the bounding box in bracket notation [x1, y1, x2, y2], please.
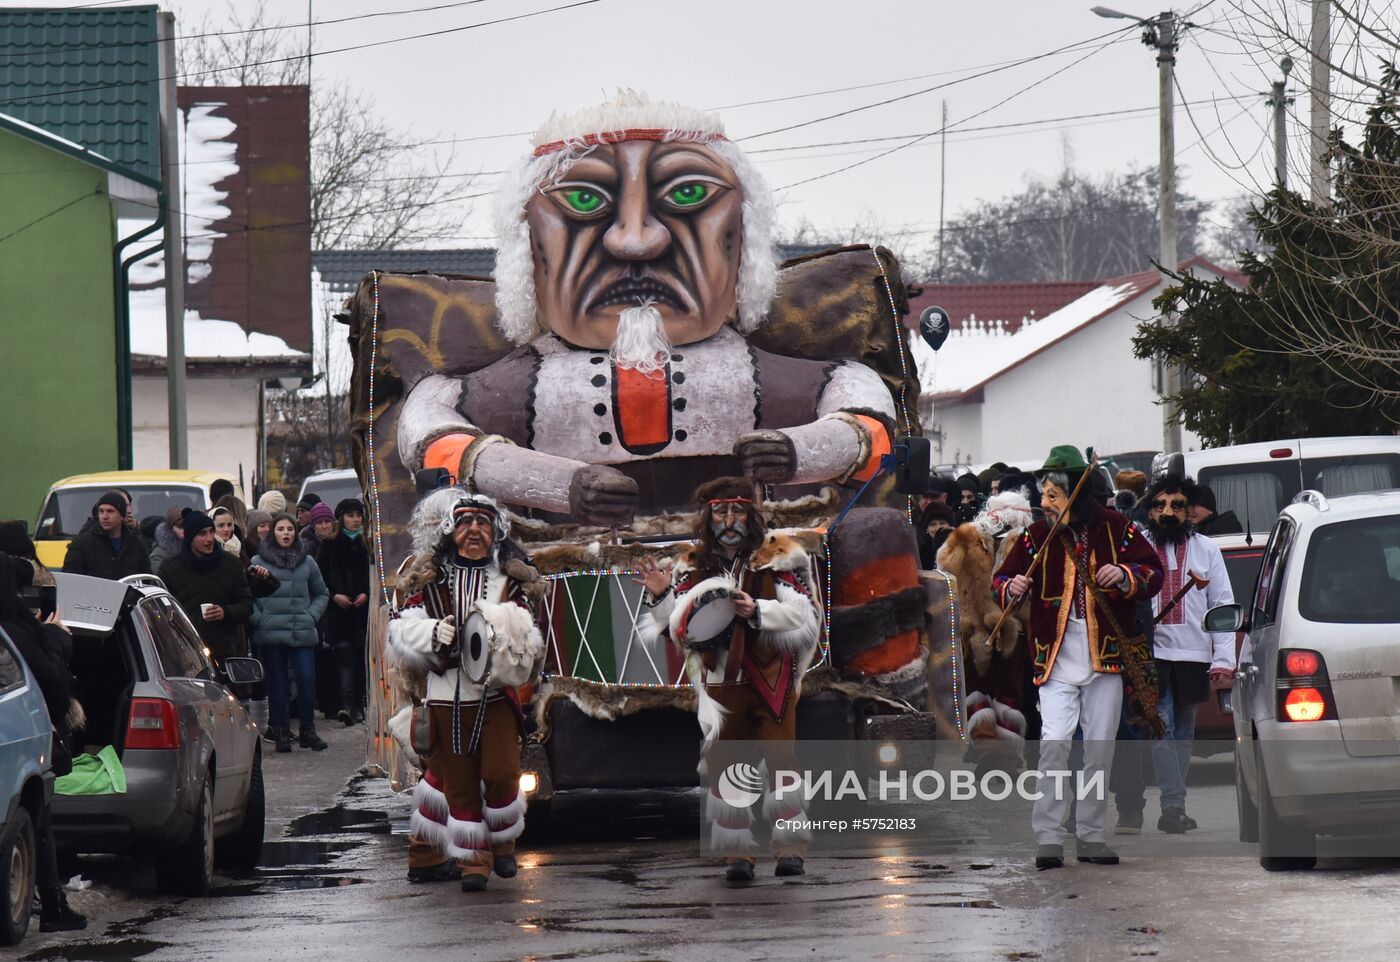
[637, 477, 821, 882]
[388, 491, 545, 892]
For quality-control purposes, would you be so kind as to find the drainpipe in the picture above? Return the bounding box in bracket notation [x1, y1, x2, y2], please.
[112, 191, 166, 470]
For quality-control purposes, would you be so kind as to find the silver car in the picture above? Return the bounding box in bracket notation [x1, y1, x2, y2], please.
[1207, 489, 1400, 870]
[49, 573, 265, 895]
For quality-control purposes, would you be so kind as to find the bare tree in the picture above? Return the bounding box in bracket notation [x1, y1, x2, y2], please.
[180, 0, 476, 251]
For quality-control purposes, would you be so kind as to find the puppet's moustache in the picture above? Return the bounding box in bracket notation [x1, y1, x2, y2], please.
[610, 300, 672, 375]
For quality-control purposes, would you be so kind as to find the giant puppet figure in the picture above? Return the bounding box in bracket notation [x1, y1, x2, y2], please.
[397, 91, 897, 524]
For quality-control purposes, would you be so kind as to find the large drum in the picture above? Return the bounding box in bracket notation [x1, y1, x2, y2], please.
[826, 507, 930, 706]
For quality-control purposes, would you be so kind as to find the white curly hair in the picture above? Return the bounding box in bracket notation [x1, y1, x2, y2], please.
[492, 89, 779, 346]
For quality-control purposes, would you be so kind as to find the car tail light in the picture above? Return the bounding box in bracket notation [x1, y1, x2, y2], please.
[1275, 649, 1336, 722]
[126, 698, 181, 750]
[1270, 447, 1294, 458]
[1283, 651, 1320, 676]
[1283, 688, 1328, 722]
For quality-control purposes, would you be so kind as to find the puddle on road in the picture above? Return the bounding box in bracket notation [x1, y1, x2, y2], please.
[104, 906, 179, 939]
[256, 839, 360, 867]
[212, 875, 367, 896]
[21, 939, 171, 962]
[915, 899, 999, 909]
[285, 805, 390, 837]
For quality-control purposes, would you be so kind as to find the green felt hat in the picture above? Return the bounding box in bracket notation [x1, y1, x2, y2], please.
[1040, 445, 1089, 473]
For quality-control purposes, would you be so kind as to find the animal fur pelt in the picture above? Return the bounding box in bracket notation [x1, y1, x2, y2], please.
[508, 488, 843, 545]
[532, 677, 697, 738]
[936, 523, 1028, 675]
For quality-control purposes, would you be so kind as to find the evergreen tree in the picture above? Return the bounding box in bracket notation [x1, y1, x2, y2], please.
[1135, 65, 1400, 446]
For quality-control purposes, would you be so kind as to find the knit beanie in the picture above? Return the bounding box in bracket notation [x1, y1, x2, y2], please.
[257, 490, 288, 514]
[92, 490, 129, 517]
[308, 502, 336, 526]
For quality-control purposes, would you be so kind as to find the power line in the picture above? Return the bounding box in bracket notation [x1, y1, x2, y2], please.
[0, 0, 604, 108]
[775, 28, 1128, 192]
[737, 22, 1140, 143]
[0, 188, 99, 245]
[0, 0, 502, 61]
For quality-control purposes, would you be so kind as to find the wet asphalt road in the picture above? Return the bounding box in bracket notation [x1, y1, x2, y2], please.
[18, 755, 1400, 962]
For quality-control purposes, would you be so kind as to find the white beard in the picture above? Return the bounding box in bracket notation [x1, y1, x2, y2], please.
[609, 300, 672, 375]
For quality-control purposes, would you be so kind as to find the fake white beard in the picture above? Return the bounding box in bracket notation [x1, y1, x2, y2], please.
[609, 301, 673, 375]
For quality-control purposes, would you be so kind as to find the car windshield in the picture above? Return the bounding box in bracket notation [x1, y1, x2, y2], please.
[1220, 547, 1266, 604]
[303, 476, 361, 508]
[1299, 515, 1400, 624]
[36, 486, 205, 539]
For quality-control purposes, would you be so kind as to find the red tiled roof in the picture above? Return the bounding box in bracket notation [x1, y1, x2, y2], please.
[905, 280, 1100, 334]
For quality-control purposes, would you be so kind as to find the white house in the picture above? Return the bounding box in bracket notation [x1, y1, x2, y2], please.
[913, 257, 1241, 466]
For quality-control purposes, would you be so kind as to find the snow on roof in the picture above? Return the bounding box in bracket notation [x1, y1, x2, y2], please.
[914, 272, 1157, 401]
[125, 101, 306, 362]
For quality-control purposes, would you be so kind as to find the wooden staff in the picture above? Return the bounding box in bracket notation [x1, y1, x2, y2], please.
[1153, 570, 1209, 625]
[987, 456, 1099, 639]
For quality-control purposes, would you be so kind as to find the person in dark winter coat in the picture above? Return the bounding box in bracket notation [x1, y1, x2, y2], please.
[1188, 484, 1243, 536]
[158, 512, 254, 666]
[317, 499, 372, 725]
[301, 501, 336, 557]
[148, 507, 185, 573]
[0, 553, 87, 933]
[251, 514, 331, 752]
[62, 491, 151, 579]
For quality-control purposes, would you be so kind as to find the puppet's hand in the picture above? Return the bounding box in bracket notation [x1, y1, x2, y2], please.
[735, 430, 796, 484]
[568, 464, 638, 527]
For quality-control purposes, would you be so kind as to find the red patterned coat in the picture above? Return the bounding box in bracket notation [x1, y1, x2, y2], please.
[992, 508, 1163, 685]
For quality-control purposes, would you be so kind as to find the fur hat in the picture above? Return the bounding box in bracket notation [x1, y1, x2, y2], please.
[693, 476, 754, 506]
[335, 497, 365, 520]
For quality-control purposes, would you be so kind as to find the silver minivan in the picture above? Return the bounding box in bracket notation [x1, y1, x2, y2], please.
[49, 573, 265, 895]
[1207, 490, 1400, 870]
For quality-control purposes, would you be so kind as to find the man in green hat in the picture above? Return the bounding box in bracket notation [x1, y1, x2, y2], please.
[993, 445, 1163, 870]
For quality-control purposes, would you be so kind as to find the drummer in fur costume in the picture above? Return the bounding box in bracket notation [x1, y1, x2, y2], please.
[388, 488, 545, 892]
[637, 477, 820, 883]
[936, 489, 1035, 769]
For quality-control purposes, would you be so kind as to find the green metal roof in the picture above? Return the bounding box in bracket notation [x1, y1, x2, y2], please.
[0, 6, 161, 183]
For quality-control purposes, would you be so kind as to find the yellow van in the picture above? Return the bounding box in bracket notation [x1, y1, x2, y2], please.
[32, 471, 243, 570]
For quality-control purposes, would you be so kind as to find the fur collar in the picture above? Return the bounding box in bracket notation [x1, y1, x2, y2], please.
[258, 538, 307, 571]
[396, 539, 542, 596]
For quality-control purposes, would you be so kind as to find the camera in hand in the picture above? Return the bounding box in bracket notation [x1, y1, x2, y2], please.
[19, 583, 57, 620]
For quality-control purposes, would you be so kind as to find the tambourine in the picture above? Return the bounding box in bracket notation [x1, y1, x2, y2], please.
[678, 586, 738, 652]
[460, 607, 537, 689]
[460, 610, 494, 685]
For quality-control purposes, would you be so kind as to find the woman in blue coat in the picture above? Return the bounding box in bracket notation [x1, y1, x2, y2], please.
[251, 513, 330, 752]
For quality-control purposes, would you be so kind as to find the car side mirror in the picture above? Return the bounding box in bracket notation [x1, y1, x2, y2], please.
[1202, 603, 1244, 634]
[222, 656, 264, 686]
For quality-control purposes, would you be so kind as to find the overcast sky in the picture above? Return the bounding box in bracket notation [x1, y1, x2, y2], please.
[23, 0, 1400, 263]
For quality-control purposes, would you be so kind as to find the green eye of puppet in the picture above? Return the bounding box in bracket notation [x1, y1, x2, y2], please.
[564, 189, 604, 213]
[669, 183, 709, 207]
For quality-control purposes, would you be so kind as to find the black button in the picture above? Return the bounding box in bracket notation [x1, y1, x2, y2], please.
[590, 355, 605, 364]
[672, 398, 687, 412]
[591, 374, 606, 387]
[671, 353, 683, 362]
[598, 432, 613, 445]
[675, 429, 688, 442]
[593, 403, 607, 416]
[672, 372, 685, 384]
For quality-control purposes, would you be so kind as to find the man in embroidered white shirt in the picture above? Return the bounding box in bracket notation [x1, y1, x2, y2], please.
[1140, 476, 1235, 834]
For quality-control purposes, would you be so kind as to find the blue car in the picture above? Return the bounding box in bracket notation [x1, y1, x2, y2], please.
[0, 624, 53, 946]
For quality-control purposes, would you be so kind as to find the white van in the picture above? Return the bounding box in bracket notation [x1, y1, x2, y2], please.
[1156, 436, 1400, 538]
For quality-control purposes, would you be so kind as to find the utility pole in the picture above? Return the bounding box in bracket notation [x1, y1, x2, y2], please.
[1269, 56, 1294, 189]
[1151, 9, 1183, 455]
[1095, 5, 1183, 450]
[1308, 0, 1330, 205]
[937, 100, 948, 282]
[156, 12, 188, 469]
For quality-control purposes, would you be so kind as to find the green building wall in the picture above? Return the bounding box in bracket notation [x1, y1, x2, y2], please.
[0, 129, 119, 522]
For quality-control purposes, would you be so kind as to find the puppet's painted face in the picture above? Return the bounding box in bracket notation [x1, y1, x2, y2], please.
[1040, 480, 1070, 525]
[526, 140, 743, 353]
[709, 501, 749, 548]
